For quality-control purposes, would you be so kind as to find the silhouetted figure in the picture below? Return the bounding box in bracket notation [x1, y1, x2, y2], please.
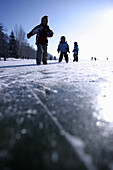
[57, 36, 70, 63]
[91, 57, 93, 61]
[72, 42, 79, 62]
[50, 56, 52, 60]
[54, 56, 56, 60]
[27, 16, 53, 65]
[94, 57, 96, 61]
[3, 54, 6, 61]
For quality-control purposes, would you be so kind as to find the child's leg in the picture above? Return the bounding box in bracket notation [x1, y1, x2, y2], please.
[59, 52, 63, 62]
[76, 55, 78, 62]
[64, 52, 68, 63]
[43, 45, 47, 64]
[73, 54, 76, 61]
[75, 54, 78, 62]
[36, 44, 43, 64]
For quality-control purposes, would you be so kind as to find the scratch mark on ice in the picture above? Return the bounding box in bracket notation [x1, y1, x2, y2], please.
[27, 85, 97, 170]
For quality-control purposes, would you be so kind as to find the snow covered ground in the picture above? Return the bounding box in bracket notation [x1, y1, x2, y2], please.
[0, 58, 113, 170]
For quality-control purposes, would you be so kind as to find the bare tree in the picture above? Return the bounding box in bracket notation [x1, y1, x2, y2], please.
[14, 25, 27, 58]
[14, 24, 26, 43]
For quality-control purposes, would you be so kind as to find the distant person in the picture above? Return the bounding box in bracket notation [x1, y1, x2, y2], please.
[27, 16, 54, 65]
[57, 36, 70, 63]
[54, 56, 56, 60]
[91, 57, 93, 61]
[72, 42, 79, 62]
[3, 54, 6, 61]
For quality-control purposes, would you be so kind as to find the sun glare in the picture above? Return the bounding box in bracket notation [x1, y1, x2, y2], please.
[97, 68, 113, 123]
[78, 10, 113, 60]
[98, 86, 113, 123]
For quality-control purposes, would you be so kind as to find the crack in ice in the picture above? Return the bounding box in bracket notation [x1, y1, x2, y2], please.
[27, 85, 97, 170]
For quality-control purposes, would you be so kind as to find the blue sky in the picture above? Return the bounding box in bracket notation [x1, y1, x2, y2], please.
[0, 0, 113, 59]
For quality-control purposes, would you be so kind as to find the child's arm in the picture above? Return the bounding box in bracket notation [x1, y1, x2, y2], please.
[27, 25, 43, 39]
[66, 44, 70, 53]
[73, 49, 76, 52]
[46, 26, 54, 37]
[57, 44, 60, 53]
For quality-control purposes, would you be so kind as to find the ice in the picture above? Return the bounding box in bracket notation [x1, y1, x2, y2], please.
[15, 133, 21, 140]
[26, 108, 37, 115]
[0, 58, 113, 169]
[0, 112, 3, 118]
[0, 150, 8, 158]
[21, 129, 27, 135]
[39, 122, 44, 129]
[51, 151, 59, 163]
[51, 140, 57, 147]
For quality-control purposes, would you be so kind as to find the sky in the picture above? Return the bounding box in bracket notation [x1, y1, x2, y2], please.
[0, 0, 113, 60]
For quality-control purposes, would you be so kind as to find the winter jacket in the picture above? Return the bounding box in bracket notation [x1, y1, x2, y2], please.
[27, 23, 53, 46]
[58, 41, 69, 53]
[73, 45, 79, 54]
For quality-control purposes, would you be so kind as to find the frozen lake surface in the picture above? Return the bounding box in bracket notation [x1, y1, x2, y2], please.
[0, 59, 113, 170]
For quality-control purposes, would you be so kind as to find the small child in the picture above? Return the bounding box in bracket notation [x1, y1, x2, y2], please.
[57, 36, 70, 63]
[72, 42, 79, 62]
[27, 16, 53, 65]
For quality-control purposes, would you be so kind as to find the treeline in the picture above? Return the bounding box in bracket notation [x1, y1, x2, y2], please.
[0, 23, 36, 60]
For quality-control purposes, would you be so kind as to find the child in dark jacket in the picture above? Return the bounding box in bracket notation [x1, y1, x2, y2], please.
[27, 16, 54, 65]
[72, 42, 79, 62]
[57, 36, 70, 63]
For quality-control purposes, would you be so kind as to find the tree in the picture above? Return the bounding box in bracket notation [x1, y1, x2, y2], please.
[0, 23, 9, 60]
[14, 25, 36, 59]
[24, 43, 36, 59]
[9, 31, 18, 58]
[0, 24, 36, 60]
[14, 25, 26, 58]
